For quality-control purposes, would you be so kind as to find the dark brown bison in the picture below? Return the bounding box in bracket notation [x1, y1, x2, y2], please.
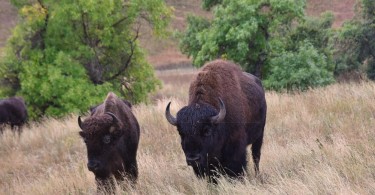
[0, 97, 28, 134]
[165, 60, 267, 181]
[78, 92, 140, 190]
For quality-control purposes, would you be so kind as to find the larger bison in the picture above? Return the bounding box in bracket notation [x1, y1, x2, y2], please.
[165, 60, 267, 181]
[0, 97, 28, 134]
[78, 92, 140, 190]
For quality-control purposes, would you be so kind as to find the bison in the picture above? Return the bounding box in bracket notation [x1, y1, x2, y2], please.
[165, 60, 267, 181]
[0, 97, 28, 134]
[78, 92, 140, 190]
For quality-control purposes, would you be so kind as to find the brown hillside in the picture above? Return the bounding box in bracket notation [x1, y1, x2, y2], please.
[306, 0, 356, 28]
[0, 0, 17, 48]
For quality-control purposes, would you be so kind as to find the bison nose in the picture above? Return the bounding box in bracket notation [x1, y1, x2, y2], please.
[87, 160, 101, 171]
[186, 154, 201, 166]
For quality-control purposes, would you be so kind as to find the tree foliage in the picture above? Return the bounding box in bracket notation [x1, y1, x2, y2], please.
[180, 0, 335, 91]
[0, 0, 171, 119]
[334, 0, 375, 80]
[181, 0, 306, 78]
[202, 0, 222, 10]
[264, 41, 334, 91]
[263, 12, 335, 91]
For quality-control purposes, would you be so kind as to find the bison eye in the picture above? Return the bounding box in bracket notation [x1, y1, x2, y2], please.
[203, 127, 212, 137]
[102, 135, 111, 144]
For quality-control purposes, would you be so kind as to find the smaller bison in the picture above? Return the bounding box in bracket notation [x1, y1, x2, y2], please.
[0, 97, 28, 134]
[165, 59, 267, 182]
[78, 92, 140, 190]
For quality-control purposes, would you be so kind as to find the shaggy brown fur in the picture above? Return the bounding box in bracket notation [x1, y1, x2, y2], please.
[166, 59, 267, 181]
[0, 97, 28, 134]
[78, 92, 140, 191]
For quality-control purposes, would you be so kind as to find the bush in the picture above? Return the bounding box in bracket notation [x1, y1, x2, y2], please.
[264, 41, 334, 91]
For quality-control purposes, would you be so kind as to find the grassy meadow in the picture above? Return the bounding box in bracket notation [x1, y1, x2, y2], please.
[0, 69, 374, 194]
[0, 0, 369, 194]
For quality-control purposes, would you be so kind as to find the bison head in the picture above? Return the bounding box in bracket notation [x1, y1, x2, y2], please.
[165, 98, 226, 177]
[78, 112, 124, 179]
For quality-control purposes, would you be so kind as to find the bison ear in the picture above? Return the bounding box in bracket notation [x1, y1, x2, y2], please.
[109, 126, 116, 133]
[106, 112, 123, 136]
[79, 131, 86, 138]
[109, 126, 124, 137]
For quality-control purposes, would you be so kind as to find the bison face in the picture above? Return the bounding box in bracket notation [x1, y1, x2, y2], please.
[166, 99, 226, 177]
[78, 113, 124, 179]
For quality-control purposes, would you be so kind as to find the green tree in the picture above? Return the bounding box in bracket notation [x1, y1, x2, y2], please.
[334, 0, 375, 80]
[263, 12, 335, 91]
[0, 0, 171, 119]
[180, 0, 335, 91]
[180, 0, 306, 78]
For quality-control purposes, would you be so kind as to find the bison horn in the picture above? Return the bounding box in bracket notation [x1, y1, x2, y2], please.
[106, 112, 119, 124]
[78, 116, 82, 129]
[78, 116, 83, 129]
[210, 98, 226, 124]
[165, 102, 177, 126]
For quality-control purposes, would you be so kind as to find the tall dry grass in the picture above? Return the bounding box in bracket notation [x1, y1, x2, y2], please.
[0, 80, 374, 194]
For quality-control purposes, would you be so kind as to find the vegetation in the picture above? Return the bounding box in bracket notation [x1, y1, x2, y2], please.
[264, 41, 334, 91]
[0, 80, 374, 194]
[334, 0, 375, 80]
[181, 0, 375, 91]
[0, 0, 172, 119]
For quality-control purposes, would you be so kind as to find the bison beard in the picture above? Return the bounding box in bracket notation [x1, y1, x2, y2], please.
[166, 59, 267, 182]
[78, 92, 140, 191]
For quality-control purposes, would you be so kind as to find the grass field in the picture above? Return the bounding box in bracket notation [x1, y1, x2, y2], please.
[1, 78, 374, 194]
[0, 0, 369, 194]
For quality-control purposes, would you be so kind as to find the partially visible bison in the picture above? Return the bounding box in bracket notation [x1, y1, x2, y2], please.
[165, 60, 267, 181]
[0, 97, 28, 134]
[78, 92, 140, 190]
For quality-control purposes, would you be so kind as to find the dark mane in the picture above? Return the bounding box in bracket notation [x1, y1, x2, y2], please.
[80, 115, 113, 136]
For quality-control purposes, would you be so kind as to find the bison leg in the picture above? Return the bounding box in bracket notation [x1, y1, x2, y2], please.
[124, 159, 138, 184]
[251, 135, 263, 175]
[114, 156, 138, 185]
[10, 124, 22, 136]
[221, 141, 248, 179]
[95, 177, 115, 194]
